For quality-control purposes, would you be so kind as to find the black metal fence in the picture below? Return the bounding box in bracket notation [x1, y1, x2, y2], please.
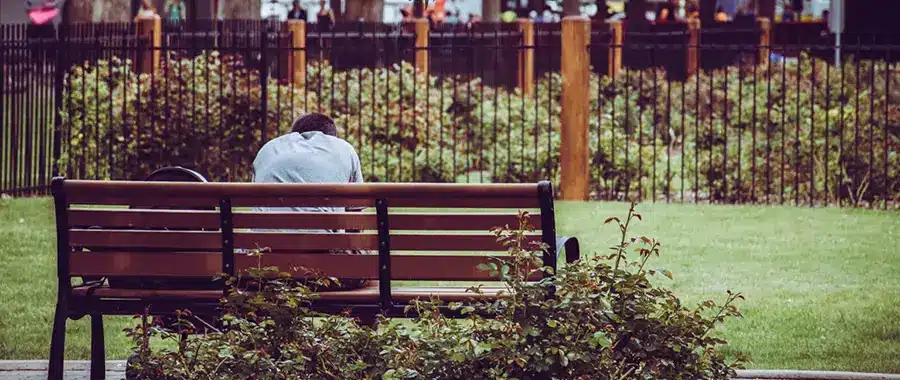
[1, 20, 897, 208]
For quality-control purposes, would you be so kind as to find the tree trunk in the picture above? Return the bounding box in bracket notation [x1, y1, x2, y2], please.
[95, 0, 132, 21]
[344, 0, 384, 21]
[758, 0, 775, 19]
[62, 0, 130, 22]
[563, 0, 579, 16]
[626, 0, 646, 26]
[483, 0, 500, 22]
[331, 0, 342, 19]
[700, 0, 715, 24]
[64, 0, 96, 23]
[220, 0, 260, 19]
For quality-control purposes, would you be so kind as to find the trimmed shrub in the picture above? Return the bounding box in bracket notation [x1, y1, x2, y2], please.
[59, 53, 898, 205]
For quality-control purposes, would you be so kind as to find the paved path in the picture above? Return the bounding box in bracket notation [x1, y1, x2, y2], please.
[0, 361, 125, 380]
[3, 361, 899, 380]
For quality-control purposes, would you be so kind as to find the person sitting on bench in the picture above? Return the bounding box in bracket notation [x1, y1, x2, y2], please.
[252, 113, 371, 289]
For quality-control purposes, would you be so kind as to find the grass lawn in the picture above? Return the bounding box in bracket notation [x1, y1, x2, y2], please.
[0, 197, 898, 373]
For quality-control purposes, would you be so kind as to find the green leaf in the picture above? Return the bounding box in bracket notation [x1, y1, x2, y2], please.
[590, 332, 612, 348]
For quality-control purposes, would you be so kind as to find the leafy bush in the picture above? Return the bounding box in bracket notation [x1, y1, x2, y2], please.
[592, 55, 899, 205]
[126, 205, 748, 379]
[59, 53, 897, 205]
[60, 53, 314, 182]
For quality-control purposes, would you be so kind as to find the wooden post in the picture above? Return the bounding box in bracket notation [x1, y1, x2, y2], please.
[608, 20, 623, 77]
[517, 18, 534, 95]
[757, 17, 771, 66]
[560, 16, 591, 201]
[136, 14, 161, 74]
[685, 18, 700, 78]
[283, 20, 306, 86]
[414, 18, 429, 75]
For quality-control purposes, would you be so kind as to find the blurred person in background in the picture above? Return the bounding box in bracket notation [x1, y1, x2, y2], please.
[317, 0, 335, 28]
[164, 0, 186, 24]
[445, 10, 459, 24]
[288, 0, 308, 20]
[656, 0, 678, 23]
[715, 5, 729, 21]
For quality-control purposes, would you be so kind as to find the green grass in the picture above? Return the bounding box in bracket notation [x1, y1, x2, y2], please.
[1, 197, 898, 373]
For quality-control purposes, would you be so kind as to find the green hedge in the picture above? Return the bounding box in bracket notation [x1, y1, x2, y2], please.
[59, 53, 898, 205]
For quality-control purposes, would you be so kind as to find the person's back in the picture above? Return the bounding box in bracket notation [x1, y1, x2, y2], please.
[252, 113, 369, 290]
[253, 114, 364, 217]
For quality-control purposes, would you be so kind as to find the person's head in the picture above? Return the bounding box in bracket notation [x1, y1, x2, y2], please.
[291, 113, 337, 136]
[319, 0, 327, 8]
[293, 0, 302, 7]
[687, 2, 699, 14]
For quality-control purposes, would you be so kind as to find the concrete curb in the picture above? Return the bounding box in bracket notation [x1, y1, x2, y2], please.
[2, 361, 899, 380]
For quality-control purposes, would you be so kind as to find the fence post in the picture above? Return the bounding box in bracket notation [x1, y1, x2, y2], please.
[685, 18, 700, 78]
[560, 16, 591, 201]
[414, 18, 429, 75]
[757, 17, 771, 66]
[608, 20, 623, 77]
[517, 18, 535, 96]
[136, 14, 161, 74]
[283, 20, 306, 86]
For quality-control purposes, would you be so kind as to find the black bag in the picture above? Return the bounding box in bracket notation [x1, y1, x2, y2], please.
[104, 167, 222, 290]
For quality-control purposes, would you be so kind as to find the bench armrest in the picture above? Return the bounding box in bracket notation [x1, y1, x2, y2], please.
[556, 236, 580, 264]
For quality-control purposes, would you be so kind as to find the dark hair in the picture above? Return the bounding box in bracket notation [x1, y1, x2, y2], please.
[291, 113, 338, 136]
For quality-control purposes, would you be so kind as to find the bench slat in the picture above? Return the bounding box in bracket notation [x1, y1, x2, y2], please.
[70, 229, 222, 250]
[72, 286, 508, 302]
[69, 209, 221, 229]
[68, 210, 540, 231]
[63, 180, 538, 198]
[66, 195, 539, 209]
[236, 233, 530, 251]
[70, 252, 524, 280]
[233, 212, 539, 231]
[70, 230, 536, 251]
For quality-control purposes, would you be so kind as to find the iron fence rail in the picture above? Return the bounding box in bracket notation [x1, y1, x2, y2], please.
[1, 20, 897, 208]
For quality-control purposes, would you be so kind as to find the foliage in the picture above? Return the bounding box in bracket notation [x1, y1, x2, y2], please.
[59, 53, 313, 182]
[126, 205, 747, 379]
[59, 53, 898, 205]
[592, 55, 900, 205]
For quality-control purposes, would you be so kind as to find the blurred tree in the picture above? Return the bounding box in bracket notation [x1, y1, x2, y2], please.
[758, 0, 774, 19]
[220, 0, 260, 18]
[63, 0, 131, 22]
[344, 0, 384, 21]
[625, 0, 646, 26]
[700, 0, 714, 23]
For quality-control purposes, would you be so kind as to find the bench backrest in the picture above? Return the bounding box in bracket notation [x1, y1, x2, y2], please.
[52, 178, 559, 303]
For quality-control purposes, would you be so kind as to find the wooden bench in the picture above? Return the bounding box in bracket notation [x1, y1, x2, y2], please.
[48, 178, 580, 379]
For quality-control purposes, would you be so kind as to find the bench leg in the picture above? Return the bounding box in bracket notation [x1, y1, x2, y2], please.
[47, 303, 67, 380]
[90, 313, 105, 380]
